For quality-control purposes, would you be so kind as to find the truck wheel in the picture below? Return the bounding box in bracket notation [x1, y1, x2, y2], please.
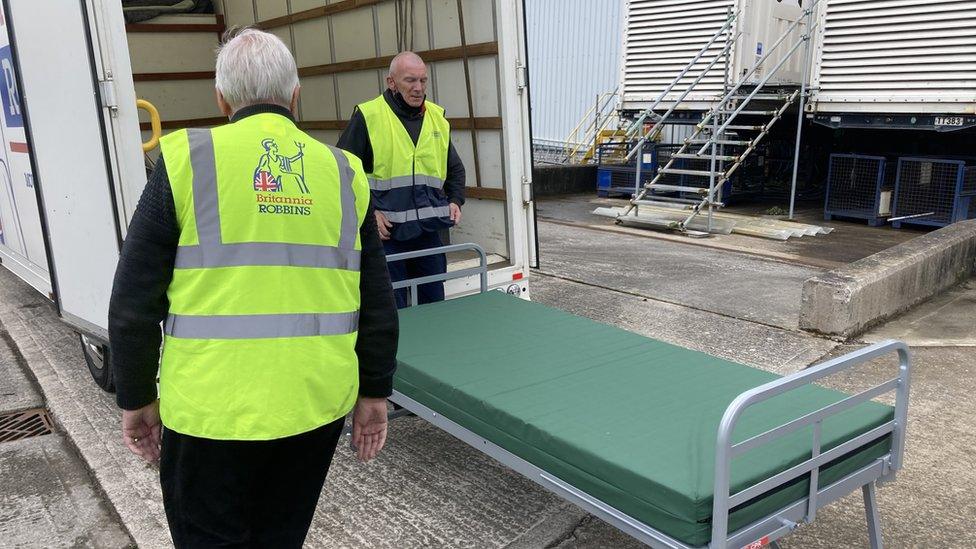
[80, 334, 114, 393]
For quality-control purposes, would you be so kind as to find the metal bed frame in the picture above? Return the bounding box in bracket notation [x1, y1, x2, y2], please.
[387, 244, 911, 549]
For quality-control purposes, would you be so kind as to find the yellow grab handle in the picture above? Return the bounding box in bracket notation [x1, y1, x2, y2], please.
[136, 99, 162, 152]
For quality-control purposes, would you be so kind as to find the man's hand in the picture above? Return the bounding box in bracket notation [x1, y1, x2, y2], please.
[449, 203, 462, 226]
[352, 397, 388, 462]
[122, 400, 162, 464]
[375, 210, 392, 241]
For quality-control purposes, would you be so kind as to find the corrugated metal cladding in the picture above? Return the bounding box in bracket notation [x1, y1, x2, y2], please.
[622, 0, 734, 102]
[525, 0, 623, 143]
[815, 0, 976, 104]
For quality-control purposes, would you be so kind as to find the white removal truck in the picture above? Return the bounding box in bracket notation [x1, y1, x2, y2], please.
[0, 0, 537, 391]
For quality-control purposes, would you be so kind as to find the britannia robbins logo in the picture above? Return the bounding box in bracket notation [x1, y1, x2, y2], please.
[253, 138, 314, 216]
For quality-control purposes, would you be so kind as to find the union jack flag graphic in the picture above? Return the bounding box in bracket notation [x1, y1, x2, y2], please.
[253, 170, 281, 192]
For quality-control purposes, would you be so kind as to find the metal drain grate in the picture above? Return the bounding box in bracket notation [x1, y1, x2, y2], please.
[0, 408, 54, 443]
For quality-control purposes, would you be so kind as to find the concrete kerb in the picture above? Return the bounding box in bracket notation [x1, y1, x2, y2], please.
[799, 219, 976, 339]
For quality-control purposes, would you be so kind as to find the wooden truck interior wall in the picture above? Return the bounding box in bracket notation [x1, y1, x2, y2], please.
[127, 0, 511, 260]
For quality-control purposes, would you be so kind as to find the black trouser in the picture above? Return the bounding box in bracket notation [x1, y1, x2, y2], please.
[160, 417, 345, 548]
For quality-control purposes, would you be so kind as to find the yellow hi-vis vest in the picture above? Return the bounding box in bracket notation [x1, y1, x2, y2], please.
[358, 95, 452, 241]
[158, 112, 370, 440]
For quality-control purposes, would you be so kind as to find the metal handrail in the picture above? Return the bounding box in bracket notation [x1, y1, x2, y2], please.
[624, 30, 742, 163]
[622, 10, 739, 146]
[676, 0, 822, 230]
[710, 340, 911, 547]
[386, 243, 489, 306]
[571, 111, 624, 164]
[698, 0, 824, 135]
[564, 89, 618, 145]
[564, 88, 620, 163]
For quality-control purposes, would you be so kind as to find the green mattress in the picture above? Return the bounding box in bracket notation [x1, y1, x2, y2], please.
[394, 292, 893, 547]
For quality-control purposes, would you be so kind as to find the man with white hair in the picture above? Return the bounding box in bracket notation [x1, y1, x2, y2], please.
[338, 51, 466, 308]
[108, 28, 398, 547]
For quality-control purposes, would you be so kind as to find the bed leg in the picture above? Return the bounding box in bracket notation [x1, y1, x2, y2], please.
[863, 482, 883, 549]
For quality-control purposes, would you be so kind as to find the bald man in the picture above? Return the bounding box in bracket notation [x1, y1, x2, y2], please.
[338, 51, 465, 308]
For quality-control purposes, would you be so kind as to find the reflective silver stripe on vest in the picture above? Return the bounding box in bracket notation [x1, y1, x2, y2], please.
[175, 130, 360, 270]
[368, 174, 445, 192]
[174, 242, 360, 270]
[330, 147, 359, 251]
[188, 128, 220, 246]
[378, 205, 451, 224]
[165, 311, 360, 339]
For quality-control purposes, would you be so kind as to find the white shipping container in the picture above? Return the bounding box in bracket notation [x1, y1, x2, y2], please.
[619, 0, 807, 112]
[808, 0, 976, 115]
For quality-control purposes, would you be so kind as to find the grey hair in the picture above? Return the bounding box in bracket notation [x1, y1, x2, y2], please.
[215, 28, 299, 110]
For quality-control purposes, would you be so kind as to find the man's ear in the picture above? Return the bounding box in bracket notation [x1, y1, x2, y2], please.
[385, 75, 396, 91]
[290, 85, 301, 113]
[216, 89, 233, 117]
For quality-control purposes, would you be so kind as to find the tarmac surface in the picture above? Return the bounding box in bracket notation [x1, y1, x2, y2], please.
[0, 195, 973, 548]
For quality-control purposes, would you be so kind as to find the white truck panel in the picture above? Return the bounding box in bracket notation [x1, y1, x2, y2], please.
[0, 2, 48, 294]
[810, 0, 976, 114]
[4, 0, 133, 339]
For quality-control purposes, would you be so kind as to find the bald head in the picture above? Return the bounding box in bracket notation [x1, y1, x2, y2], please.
[386, 51, 428, 108]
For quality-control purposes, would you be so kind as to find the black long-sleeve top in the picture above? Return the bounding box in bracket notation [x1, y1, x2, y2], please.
[336, 89, 466, 206]
[108, 104, 398, 411]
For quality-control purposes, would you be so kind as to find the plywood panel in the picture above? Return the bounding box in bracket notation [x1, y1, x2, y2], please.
[127, 32, 218, 73]
[450, 199, 509, 258]
[459, 0, 495, 44]
[467, 55, 499, 117]
[450, 130, 474, 181]
[135, 80, 221, 121]
[332, 8, 377, 62]
[450, 128, 504, 189]
[291, 17, 332, 67]
[427, 0, 461, 49]
[474, 129, 504, 189]
[430, 57, 500, 118]
[336, 70, 383, 117]
[256, 0, 289, 21]
[220, 0, 256, 27]
[376, 0, 431, 55]
[291, 0, 330, 12]
[430, 60, 468, 116]
[299, 75, 339, 120]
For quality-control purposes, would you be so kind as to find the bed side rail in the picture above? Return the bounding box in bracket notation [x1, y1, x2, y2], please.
[386, 243, 489, 306]
[710, 340, 911, 548]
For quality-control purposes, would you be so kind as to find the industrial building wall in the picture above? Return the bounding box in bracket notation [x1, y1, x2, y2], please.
[525, 0, 622, 145]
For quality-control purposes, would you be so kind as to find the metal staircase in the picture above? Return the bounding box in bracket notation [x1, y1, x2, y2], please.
[612, 1, 822, 234]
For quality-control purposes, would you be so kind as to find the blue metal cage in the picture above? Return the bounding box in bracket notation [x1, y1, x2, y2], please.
[823, 154, 894, 227]
[892, 157, 976, 228]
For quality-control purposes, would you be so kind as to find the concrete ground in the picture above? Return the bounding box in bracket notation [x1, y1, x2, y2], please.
[537, 194, 925, 269]
[534, 221, 822, 330]
[1, 194, 973, 548]
[864, 280, 976, 347]
[0, 303, 131, 548]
